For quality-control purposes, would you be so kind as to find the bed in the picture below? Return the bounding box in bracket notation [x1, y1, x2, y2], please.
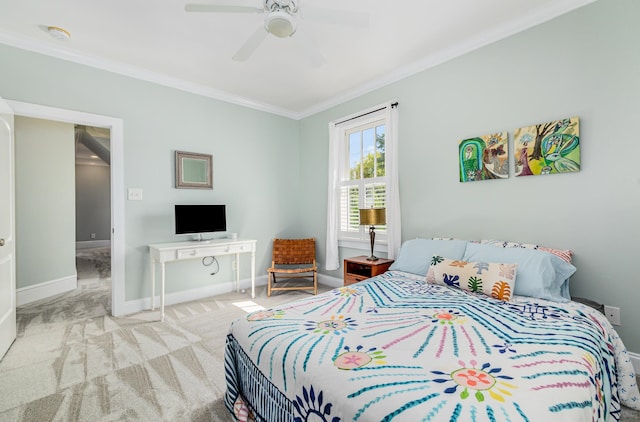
[224, 238, 640, 421]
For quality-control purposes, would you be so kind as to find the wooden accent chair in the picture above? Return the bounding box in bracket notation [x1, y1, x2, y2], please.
[267, 238, 317, 297]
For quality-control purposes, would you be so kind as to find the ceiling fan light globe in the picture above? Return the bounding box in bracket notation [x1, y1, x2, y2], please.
[264, 11, 296, 37]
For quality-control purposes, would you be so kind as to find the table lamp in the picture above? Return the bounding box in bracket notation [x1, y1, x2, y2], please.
[359, 207, 386, 261]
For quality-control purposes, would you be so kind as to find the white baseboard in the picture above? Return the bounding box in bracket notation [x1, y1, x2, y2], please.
[630, 352, 640, 375]
[120, 275, 269, 316]
[17, 275, 77, 306]
[76, 240, 110, 249]
[119, 273, 345, 317]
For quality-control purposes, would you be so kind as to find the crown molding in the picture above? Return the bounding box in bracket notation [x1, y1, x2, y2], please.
[0, 0, 596, 121]
[0, 29, 299, 120]
[295, 0, 598, 119]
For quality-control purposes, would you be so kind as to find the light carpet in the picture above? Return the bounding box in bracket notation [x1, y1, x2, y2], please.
[0, 274, 638, 421]
[0, 271, 328, 421]
[76, 247, 111, 280]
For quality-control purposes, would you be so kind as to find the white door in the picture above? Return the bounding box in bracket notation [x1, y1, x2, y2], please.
[0, 96, 16, 360]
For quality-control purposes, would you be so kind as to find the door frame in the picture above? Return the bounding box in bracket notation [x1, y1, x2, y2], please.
[8, 100, 125, 316]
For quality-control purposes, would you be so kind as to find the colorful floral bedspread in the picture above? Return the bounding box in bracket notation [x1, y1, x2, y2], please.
[224, 271, 640, 421]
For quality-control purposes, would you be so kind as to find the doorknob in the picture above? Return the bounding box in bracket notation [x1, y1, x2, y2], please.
[0, 239, 4, 246]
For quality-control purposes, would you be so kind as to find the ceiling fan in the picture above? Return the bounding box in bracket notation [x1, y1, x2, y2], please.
[184, 0, 369, 66]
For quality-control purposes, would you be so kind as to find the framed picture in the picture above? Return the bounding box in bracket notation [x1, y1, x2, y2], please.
[175, 151, 213, 189]
[459, 132, 509, 182]
[514, 117, 580, 177]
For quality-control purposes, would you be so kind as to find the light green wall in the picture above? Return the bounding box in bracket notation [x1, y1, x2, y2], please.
[14, 116, 75, 288]
[2, 0, 639, 353]
[0, 44, 301, 301]
[300, 0, 640, 352]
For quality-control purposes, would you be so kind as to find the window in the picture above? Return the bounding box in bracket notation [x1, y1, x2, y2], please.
[326, 102, 400, 271]
[339, 119, 387, 244]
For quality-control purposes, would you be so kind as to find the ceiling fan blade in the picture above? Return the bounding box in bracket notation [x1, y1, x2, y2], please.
[302, 7, 369, 28]
[294, 30, 326, 68]
[232, 26, 268, 62]
[185, 4, 263, 13]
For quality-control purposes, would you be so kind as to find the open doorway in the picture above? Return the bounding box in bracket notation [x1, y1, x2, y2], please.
[8, 100, 125, 316]
[75, 125, 111, 290]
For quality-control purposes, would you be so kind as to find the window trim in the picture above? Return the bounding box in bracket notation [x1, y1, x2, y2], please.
[336, 110, 388, 247]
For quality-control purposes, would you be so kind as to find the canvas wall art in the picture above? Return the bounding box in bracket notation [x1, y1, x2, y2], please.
[514, 117, 580, 177]
[459, 132, 509, 182]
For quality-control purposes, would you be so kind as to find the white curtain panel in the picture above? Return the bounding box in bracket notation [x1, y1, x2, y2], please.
[385, 104, 402, 260]
[325, 121, 341, 270]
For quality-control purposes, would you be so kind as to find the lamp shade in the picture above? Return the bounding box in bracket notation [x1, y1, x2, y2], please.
[359, 208, 386, 226]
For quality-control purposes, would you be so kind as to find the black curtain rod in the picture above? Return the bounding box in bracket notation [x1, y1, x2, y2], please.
[334, 102, 399, 126]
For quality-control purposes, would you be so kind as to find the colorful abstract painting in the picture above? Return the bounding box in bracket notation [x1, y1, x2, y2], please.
[514, 116, 580, 177]
[459, 132, 509, 182]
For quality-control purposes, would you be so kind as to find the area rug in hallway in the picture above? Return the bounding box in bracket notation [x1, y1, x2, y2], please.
[76, 247, 111, 279]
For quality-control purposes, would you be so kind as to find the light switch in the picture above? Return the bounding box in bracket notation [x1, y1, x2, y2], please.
[128, 188, 143, 201]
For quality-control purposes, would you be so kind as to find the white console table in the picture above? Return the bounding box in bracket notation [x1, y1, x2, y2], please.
[148, 238, 257, 321]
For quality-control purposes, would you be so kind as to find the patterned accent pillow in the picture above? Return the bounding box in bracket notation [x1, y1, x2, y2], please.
[480, 239, 573, 264]
[426, 255, 517, 302]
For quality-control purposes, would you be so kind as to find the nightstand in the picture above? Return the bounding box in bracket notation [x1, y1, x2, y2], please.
[343, 256, 394, 286]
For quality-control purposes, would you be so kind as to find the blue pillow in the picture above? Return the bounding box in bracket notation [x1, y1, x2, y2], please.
[389, 238, 467, 275]
[463, 242, 576, 302]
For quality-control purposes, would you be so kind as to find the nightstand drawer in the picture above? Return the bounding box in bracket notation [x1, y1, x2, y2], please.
[344, 274, 368, 286]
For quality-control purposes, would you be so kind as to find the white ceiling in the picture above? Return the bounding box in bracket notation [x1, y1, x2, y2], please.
[0, 0, 595, 119]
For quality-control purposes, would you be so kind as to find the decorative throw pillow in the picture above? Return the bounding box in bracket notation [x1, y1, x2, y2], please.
[426, 255, 517, 302]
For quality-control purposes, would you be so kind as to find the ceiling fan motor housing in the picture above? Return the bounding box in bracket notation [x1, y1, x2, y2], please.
[266, 0, 297, 12]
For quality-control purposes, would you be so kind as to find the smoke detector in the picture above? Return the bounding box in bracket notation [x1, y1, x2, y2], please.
[47, 26, 70, 40]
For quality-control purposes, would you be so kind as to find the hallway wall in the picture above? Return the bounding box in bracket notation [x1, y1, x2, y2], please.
[15, 116, 76, 290]
[76, 164, 111, 243]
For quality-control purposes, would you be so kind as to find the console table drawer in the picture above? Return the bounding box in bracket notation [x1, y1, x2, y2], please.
[176, 243, 253, 259]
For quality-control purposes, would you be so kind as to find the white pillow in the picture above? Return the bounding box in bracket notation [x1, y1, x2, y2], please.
[463, 243, 576, 302]
[388, 238, 467, 275]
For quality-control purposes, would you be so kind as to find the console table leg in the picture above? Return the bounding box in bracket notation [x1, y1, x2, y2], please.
[251, 251, 256, 299]
[151, 258, 156, 310]
[161, 262, 166, 322]
[235, 252, 240, 292]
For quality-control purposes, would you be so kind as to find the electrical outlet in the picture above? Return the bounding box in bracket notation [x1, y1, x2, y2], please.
[90, 233, 96, 239]
[127, 188, 143, 201]
[604, 305, 621, 326]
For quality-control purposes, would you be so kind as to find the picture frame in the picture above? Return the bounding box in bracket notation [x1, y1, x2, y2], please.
[514, 116, 580, 177]
[458, 132, 509, 182]
[175, 150, 213, 189]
